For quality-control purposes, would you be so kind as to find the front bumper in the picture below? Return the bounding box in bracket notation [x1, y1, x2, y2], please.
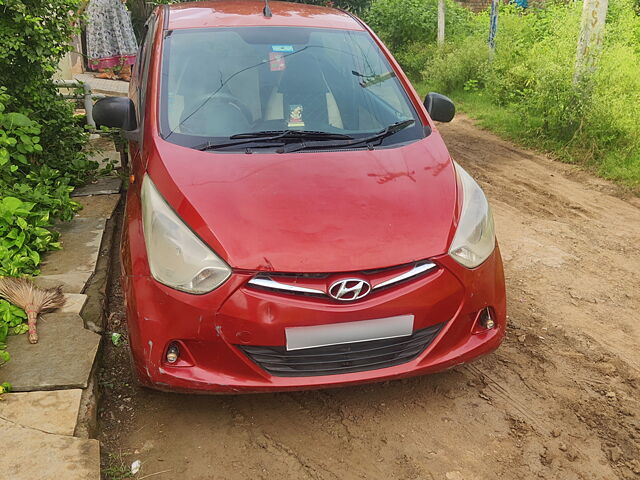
[122, 215, 506, 393]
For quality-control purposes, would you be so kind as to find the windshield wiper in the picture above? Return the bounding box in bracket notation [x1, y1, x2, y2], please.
[193, 130, 353, 152]
[230, 130, 353, 140]
[352, 70, 397, 88]
[283, 119, 415, 153]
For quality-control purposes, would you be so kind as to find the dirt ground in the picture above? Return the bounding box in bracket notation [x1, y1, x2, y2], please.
[99, 115, 640, 480]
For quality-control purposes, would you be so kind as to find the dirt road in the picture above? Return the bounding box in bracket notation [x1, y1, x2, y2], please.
[99, 116, 640, 480]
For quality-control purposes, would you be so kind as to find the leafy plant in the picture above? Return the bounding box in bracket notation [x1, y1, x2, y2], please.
[0, 0, 99, 367]
[464, 79, 480, 92]
[0, 299, 28, 366]
[0, 0, 96, 186]
[289, 0, 372, 14]
[0, 196, 61, 276]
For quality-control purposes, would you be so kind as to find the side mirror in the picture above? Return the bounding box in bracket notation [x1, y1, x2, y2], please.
[93, 96, 137, 131]
[424, 92, 455, 123]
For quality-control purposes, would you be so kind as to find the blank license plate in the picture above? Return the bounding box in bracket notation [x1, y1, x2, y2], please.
[285, 315, 414, 351]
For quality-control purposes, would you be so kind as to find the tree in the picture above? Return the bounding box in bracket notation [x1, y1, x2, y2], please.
[0, 0, 93, 183]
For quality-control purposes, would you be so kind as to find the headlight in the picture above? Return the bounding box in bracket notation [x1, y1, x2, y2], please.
[448, 162, 496, 268]
[141, 175, 231, 294]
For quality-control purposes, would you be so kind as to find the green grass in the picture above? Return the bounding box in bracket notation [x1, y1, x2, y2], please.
[413, 80, 640, 191]
[103, 453, 134, 480]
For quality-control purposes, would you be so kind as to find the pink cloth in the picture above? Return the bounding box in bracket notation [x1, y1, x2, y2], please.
[89, 54, 136, 71]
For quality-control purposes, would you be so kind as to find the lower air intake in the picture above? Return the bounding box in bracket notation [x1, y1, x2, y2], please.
[239, 322, 445, 377]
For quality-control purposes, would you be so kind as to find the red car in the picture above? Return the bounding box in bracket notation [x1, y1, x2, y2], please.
[94, 1, 506, 393]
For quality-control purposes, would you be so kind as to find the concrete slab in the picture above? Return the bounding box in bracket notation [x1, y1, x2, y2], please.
[72, 175, 121, 197]
[75, 72, 128, 96]
[75, 194, 120, 219]
[39, 218, 106, 278]
[35, 272, 93, 294]
[87, 134, 117, 151]
[61, 294, 88, 314]
[0, 389, 82, 436]
[0, 419, 100, 480]
[2, 313, 101, 391]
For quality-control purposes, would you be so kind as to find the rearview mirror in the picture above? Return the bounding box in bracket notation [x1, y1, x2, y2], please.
[93, 96, 137, 131]
[424, 92, 455, 123]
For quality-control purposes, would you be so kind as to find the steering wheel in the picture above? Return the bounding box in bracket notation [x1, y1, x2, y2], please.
[179, 92, 253, 135]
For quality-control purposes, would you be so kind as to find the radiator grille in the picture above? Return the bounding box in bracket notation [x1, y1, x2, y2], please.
[239, 323, 444, 377]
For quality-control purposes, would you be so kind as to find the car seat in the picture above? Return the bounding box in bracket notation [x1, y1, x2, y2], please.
[265, 54, 343, 130]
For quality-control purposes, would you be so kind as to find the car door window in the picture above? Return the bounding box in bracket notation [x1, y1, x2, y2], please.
[134, 15, 156, 137]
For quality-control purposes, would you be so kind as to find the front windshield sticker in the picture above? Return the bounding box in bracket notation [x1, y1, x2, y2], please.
[288, 105, 304, 128]
[269, 51, 286, 71]
[272, 45, 294, 52]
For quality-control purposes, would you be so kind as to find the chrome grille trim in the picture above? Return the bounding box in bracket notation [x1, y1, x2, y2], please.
[372, 262, 437, 290]
[247, 277, 325, 295]
[247, 262, 438, 298]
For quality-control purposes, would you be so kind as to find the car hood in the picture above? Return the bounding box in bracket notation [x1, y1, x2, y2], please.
[148, 132, 458, 273]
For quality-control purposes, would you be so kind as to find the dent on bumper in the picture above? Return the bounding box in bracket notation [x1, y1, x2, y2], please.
[122, 249, 506, 394]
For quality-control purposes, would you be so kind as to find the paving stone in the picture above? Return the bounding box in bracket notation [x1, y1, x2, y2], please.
[0, 389, 82, 436]
[36, 215, 107, 292]
[72, 175, 121, 196]
[0, 419, 100, 480]
[40, 217, 106, 278]
[2, 313, 101, 391]
[75, 194, 120, 219]
[61, 293, 88, 314]
[88, 150, 122, 170]
[35, 272, 93, 294]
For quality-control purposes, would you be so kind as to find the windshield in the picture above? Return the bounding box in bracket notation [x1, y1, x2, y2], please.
[160, 26, 424, 150]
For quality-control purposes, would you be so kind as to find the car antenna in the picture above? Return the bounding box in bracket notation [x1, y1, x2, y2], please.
[263, 0, 272, 17]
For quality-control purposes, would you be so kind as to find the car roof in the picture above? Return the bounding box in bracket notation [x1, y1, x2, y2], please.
[166, 0, 365, 31]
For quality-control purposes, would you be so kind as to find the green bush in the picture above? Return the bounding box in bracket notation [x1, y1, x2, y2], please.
[393, 42, 437, 80]
[369, 0, 640, 186]
[0, 0, 96, 185]
[0, 0, 95, 276]
[0, 0, 99, 364]
[0, 89, 78, 364]
[289, 0, 371, 13]
[420, 35, 491, 93]
[365, 0, 476, 51]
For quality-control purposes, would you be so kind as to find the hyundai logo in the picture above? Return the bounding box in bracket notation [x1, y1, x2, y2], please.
[328, 278, 372, 301]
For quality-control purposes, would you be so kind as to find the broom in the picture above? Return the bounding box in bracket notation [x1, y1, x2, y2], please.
[0, 277, 66, 344]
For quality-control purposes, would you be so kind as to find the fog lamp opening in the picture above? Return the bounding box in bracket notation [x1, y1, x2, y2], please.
[166, 343, 180, 363]
[478, 307, 495, 330]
